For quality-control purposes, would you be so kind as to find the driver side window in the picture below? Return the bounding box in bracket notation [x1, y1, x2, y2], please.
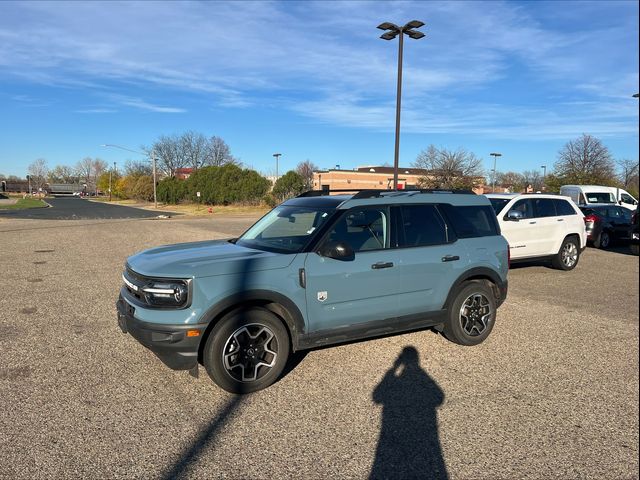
[326, 207, 388, 252]
[510, 199, 534, 219]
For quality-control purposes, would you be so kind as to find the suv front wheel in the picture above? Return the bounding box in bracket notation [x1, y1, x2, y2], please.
[443, 281, 496, 346]
[203, 307, 290, 394]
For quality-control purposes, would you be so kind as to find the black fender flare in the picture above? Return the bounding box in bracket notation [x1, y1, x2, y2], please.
[442, 267, 507, 310]
[198, 290, 306, 352]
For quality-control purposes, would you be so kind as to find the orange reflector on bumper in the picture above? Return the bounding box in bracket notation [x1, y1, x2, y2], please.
[186, 330, 200, 337]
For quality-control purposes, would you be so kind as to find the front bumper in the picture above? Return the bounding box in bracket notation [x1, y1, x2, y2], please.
[116, 296, 206, 370]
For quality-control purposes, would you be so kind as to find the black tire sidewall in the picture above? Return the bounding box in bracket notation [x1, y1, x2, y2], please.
[204, 308, 290, 394]
[444, 282, 496, 346]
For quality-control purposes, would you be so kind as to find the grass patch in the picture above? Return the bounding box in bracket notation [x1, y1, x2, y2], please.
[0, 197, 48, 210]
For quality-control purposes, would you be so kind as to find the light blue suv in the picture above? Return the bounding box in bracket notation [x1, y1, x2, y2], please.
[117, 190, 509, 393]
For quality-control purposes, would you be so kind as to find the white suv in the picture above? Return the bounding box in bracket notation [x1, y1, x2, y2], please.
[486, 194, 587, 270]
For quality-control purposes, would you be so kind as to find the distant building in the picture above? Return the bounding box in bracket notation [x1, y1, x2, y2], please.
[312, 166, 486, 194]
[175, 168, 194, 180]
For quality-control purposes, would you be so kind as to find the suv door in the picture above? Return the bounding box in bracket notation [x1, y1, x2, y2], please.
[530, 197, 563, 254]
[303, 206, 400, 332]
[502, 198, 541, 258]
[393, 204, 466, 315]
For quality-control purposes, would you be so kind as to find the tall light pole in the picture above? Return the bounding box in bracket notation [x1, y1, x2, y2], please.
[101, 144, 157, 208]
[378, 20, 426, 190]
[490, 152, 502, 193]
[273, 153, 281, 180]
[541, 165, 546, 189]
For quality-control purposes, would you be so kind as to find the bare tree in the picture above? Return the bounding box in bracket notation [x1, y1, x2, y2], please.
[554, 134, 616, 185]
[124, 160, 153, 176]
[521, 170, 544, 192]
[48, 165, 76, 183]
[617, 159, 639, 193]
[296, 160, 318, 190]
[28, 158, 49, 191]
[146, 134, 186, 177]
[92, 158, 108, 180]
[181, 131, 208, 170]
[413, 145, 484, 189]
[496, 171, 525, 192]
[75, 157, 94, 185]
[204, 136, 238, 167]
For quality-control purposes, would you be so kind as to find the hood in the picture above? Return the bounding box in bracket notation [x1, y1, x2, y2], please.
[126, 239, 295, 279]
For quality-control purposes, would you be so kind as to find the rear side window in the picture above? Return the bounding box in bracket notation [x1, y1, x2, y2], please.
[554, 199, 576, 216]
[398, 205, 448, 247]
[441, 204, 499, 238]
[533, 198, 556, 217]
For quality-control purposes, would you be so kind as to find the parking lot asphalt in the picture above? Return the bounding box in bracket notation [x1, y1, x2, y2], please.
[1, 215, 638, 479]
[0, 196, 177, 220]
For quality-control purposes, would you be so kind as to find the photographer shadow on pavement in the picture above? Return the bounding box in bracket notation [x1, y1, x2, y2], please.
[370, 346, 448, 480]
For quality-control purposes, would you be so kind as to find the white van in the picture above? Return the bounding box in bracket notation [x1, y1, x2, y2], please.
[560, 185, 638, 211]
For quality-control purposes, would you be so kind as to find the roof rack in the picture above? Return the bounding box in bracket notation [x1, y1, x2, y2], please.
[297, 188, 476, 199]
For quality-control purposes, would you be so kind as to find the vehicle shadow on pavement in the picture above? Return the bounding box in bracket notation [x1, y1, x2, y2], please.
[159, 394, 244, 480]
[370, 346, 448, 480]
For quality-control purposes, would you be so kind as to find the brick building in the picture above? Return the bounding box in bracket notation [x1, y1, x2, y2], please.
[312, 166, 487, 194]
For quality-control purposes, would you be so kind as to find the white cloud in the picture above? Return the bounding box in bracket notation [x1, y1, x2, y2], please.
[0, 0, 637, 137]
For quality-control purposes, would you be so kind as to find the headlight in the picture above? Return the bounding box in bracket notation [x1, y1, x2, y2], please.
[141, 280, 190, 308]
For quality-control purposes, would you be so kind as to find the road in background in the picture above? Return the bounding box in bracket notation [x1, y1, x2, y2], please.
[1, 215, 638, 479]
[0, 196, 176, 220]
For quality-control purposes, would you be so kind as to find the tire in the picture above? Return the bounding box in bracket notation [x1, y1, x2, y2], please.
[631, 244, 639, 256]
[203, 307, 290, 394]
[597, 231, 611, 249]
[551, 236, 580, 271]
[443, 281, 496, 346]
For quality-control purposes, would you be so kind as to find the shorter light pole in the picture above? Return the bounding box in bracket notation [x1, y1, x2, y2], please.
[490, 152, 502, 193]
[273, 153, 281, 180]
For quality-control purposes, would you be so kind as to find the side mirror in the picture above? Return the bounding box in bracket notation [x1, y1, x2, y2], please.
[318, 241, 355, 261]
[506, 210, 524, 221]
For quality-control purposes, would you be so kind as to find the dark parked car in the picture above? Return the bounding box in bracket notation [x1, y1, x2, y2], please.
[630, 209, 639, 255]
[579, 204, 633, 249]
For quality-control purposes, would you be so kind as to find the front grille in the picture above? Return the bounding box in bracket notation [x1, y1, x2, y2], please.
[122, 267, 149, 305]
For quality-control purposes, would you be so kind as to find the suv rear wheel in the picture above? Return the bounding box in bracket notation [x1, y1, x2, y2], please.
[443, 281, 496, 346]
[203, 307, 290, 394]
[594, 230, 610, 249]
[552, 236, 580, 270]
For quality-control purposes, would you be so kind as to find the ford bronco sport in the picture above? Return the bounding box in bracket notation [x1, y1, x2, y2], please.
[117, 190, 509, 393]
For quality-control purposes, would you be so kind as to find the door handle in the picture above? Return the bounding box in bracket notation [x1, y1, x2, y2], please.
[371, 262, 394, 269]
[557, 218, 564, 222]
[441, 255, 460, 262]
[529, 221, 537, 224]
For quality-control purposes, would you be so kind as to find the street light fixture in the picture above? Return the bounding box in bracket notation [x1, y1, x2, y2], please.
[101, 144, 157, 208]
[378, 19, 426, 190]
[489, 152, 502, 193]
[633, 93, 639, 98]
[273, 153, 282, 180]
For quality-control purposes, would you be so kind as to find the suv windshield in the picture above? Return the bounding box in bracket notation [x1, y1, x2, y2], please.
[489, 198, 510, 215]
[236, 205, 334, 253]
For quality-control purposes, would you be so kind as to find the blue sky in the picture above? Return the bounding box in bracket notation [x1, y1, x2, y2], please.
[0, 0, 638, 178]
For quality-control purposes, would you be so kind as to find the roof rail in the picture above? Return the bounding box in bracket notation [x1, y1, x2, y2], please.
[297, 188, 476, 198]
